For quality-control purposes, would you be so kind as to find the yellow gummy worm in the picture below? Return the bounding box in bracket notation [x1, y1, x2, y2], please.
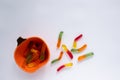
[64, 62, 73, 67]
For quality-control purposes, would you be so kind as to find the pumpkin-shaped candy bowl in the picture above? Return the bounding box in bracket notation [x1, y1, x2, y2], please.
[14, 37, 50, 73]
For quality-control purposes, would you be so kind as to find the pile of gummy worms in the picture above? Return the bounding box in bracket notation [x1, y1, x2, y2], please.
[51, 31, 94, 72]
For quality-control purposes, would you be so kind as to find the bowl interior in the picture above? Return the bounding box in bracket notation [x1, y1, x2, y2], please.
[14, 37, 50, 73]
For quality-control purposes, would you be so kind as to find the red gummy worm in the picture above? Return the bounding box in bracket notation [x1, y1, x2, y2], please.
[74, 34, 83, 41]
[66, 50, 73, 59]
[57, 65, 65, 72]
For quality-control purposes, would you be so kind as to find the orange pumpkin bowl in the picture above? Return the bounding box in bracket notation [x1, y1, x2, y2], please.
[14, 37, 50, 73]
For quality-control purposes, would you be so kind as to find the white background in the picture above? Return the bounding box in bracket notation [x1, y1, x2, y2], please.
[0, 0, 120, 80]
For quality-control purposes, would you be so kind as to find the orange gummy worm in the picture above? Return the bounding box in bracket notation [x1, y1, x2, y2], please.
[57, 31, 63, 48]
[78, 44, 87, 52]
[51, 51, 63, 64]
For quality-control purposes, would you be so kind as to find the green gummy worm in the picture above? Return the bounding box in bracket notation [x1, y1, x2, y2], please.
[85, 52, 94, 57]
[59, 31, 63, 39]
[51, 59, 59, 64]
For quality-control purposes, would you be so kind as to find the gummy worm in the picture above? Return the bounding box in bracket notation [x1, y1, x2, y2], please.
[71, 44, 87, 53]
[57, 31, 64, 48]
[72, 41, 77, 48]
[39, 43, 46, 61]
[51, 51, 63, 64]
[78, 52, 94, 62]
[72, 34, 83, 48]
[74, 34, 83, 42]
[62, 44, 73, 59]
[57, 62, 73, 72]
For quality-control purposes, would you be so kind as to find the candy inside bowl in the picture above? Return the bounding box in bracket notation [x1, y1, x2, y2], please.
[14, 37, 50, 73]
